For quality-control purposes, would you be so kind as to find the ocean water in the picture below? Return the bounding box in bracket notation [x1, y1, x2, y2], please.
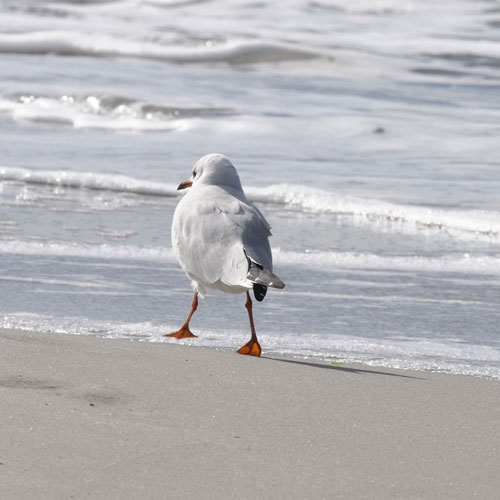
[1, 0, 500, 378]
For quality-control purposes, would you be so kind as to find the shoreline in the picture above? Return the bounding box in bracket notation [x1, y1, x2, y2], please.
[2, 324, 496, 381]
[1, 327, 499, 499]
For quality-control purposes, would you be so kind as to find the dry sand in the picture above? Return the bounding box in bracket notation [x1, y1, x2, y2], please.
[1, 328, 499, 500]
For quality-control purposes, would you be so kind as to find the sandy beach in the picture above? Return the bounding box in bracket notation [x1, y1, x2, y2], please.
[1, 328, 499, 500]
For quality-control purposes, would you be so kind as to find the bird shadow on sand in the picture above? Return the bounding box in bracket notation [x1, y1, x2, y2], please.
[262, 356, 425, 380]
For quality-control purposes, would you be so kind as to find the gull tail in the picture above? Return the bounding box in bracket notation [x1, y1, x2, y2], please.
[246, 258, 285, 302]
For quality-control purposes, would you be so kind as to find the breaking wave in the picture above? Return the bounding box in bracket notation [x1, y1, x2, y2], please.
[2, 165, 500, 240]
[247, 185, 500, 240]
[0, 165, 178, 197]
[0, 31, 317, 65]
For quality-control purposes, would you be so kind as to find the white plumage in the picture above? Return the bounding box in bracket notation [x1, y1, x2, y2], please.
[166, 153, 284, 356]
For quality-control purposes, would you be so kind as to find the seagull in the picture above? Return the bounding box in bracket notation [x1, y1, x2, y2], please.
[165, 153, 285, 357]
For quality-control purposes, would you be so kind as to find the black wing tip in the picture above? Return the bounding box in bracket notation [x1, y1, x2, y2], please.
[253, 283, 267, 302]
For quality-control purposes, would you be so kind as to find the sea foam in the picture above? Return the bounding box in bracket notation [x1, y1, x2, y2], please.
[2, 312, 500, 379]
[0, 94, 231, 132]
[1, 238, 499, 276]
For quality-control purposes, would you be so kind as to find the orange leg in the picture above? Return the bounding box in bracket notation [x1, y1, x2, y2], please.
[236, 291, 262, 357]
[164, 292, 198, 339]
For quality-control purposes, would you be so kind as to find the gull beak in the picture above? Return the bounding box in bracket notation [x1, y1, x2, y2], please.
[177, 179, 193, 190]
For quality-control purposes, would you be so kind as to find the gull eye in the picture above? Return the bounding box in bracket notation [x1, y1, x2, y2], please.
[192, 170, 196, 178]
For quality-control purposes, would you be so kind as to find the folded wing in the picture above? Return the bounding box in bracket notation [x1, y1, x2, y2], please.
[172, 185, 285, 295]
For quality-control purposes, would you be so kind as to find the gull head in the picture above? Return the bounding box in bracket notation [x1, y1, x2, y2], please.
[177, 153, 243, 191]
